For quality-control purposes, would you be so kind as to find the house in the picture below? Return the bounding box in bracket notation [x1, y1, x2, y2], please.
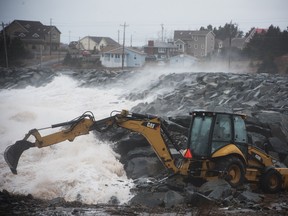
[174, 30, 215, 57]
[169, 54, 197, 67]
[245, 28, 267, 44]
[78, 36, 119, 53]
[100, 46, 146, 68]
[218, 28, 268, 52]
[2, 20, 61, 52]
[143, 40, 178, 61]
[174, 39, 185, 53]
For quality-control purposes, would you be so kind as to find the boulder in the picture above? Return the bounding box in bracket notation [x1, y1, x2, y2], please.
[130, 189, 195, 208]
[198, 179, 232, 198]
[163, 190, 185, 208]
[125, 157, 164, 179]
[185, 191, 215, 206]
[129, 192, 165, 208]
[236, 191, 263, 204]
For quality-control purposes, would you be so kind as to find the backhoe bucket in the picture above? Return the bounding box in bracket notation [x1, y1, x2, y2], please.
[4, 140, 35, 174]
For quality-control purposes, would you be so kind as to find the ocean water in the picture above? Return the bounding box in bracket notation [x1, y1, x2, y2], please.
[0, 73, 141, 204]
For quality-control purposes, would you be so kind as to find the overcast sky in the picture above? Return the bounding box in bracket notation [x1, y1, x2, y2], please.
[0, 0, 287, 46]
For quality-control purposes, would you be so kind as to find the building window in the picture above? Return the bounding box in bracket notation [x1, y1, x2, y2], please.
[158, 48, 165, 53]
[104, 54, 110, 61]
[194, 36, 198, 41]
[194, 44, 198, 49]
[201, 44, 205, 49]
[134, 55, 137, 60]
[177, 44, 183, 50]
[111, 54, 114, 58]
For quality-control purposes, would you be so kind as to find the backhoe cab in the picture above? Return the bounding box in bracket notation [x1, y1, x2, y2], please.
[186, 111, 288, 193]
[4, 110, 288, 193]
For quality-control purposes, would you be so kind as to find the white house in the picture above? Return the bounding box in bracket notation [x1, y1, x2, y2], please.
[79, 36, 119, 52]
[101, 47, 146, 68]
[174, 39, 185, 53]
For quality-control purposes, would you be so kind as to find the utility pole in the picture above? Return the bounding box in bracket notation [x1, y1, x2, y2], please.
[228, 20, 232, 72]
[78, 36, 80, 47]
[88, 35, 90, 50]
[161, 23, 164, 42]
[120, 22, 128, 70]
[2, 22, 8, 68]
[40, 45, 42, 68]
[50, 18, 52, 56]
[69, 31, 71, 44]
[118, 30, 120, 44]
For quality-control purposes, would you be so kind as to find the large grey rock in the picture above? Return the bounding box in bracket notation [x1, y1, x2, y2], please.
[129, 192, 165, 207]
[125, 157, 164, 179]
[236, 191, 263, 203]
[186, 191, 215, 206]
[163, 190, 185, 208]
[126, 146, 156, 159]
[198, 179, 231, 196]
[207, 184, 233, 200]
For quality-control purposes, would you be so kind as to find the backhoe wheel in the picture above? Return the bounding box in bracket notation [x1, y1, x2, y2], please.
[216, 156, 245, 188]
[260, 169, 283, 193]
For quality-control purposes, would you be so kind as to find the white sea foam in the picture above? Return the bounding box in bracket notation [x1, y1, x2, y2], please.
[0, 73, 140, 204]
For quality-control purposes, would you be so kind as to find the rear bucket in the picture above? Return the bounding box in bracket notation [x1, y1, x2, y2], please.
[4, 140, 35, 174]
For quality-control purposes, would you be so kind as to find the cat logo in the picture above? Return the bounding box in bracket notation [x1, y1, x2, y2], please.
[141, 121, 160, 129]
[252, 153, 263, 163]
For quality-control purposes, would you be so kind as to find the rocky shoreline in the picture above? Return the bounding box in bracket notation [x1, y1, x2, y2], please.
[1, 67, 288, 215]
[1, 186, 288, 215]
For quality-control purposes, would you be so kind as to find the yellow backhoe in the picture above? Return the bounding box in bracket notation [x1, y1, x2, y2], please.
[4, 109, 288, 193]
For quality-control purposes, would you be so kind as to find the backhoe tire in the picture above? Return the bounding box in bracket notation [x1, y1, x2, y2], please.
[260, 168, 283, 194]
[215, 156, 245, 188]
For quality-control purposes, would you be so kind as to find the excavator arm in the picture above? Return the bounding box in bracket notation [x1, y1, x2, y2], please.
[4, 110, 189, 175]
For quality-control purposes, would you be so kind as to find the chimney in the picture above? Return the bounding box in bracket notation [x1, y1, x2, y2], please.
[148, 40, 154, 47]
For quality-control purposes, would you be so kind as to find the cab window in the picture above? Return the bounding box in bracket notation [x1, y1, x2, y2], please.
[190, 116, 212, 157]
[234, 116, 247, 143]
[211, 114, 232, 152]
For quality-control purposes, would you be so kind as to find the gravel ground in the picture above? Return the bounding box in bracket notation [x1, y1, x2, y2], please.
[1, 190, 288, 216]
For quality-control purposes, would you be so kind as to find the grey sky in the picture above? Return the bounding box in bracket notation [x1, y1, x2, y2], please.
[0, 0, 287, 46]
